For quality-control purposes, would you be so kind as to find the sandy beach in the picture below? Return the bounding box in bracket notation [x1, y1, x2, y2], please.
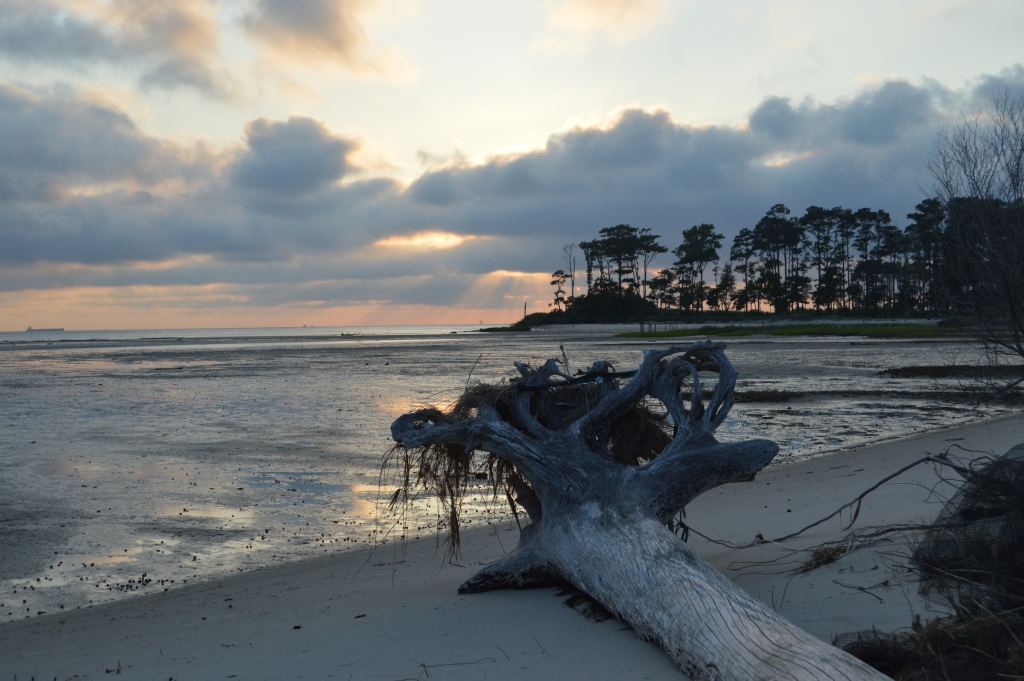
[3, 412, 1023, 680]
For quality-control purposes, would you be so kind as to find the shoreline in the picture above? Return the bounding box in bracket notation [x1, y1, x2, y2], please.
[2, 329, 999, 624]
[3, 413, 1023, 679]
[767, 408, 1024, 467]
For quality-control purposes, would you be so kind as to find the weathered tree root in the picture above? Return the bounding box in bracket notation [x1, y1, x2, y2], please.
[391, 343, 889, 680]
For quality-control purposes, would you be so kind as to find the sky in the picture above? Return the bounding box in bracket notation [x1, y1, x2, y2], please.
[1, 0, 1023, 330]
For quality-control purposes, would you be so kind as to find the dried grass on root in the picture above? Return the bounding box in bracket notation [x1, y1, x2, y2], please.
[836, 611, 1024, 680]
[381, 376, 674, 562]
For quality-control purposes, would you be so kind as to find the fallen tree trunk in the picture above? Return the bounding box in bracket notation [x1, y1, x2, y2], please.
[390, 342, 889, 680]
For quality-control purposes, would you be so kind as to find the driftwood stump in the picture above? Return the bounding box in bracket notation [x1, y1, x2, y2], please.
[391, 343, 888, 680]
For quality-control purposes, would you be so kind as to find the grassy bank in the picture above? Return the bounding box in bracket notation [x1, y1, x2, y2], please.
[619, 323, 966, 339]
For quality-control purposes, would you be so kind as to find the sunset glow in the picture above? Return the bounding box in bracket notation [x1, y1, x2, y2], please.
[374, 231, 474, 250]
[0, 2, 1020, 330]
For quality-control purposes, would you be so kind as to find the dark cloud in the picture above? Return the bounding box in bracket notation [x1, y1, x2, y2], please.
[838, 81, 935, 145]
[0, 0, 122, 61]
[0, 84, 229, 265]
[749, 97, 802, 141]
[0, 170, 60, 203]
[0, 0, 230, 97]
[0, 87, 389, 268]
[0, 83, 168, 183]
[551, 108, 682, 168]
[748, 81, 938, 149]
[0, 73, 1005, 312]
[230, 116, 357, 196]
[971, 64, 1024, 104]
[406, 169, 466, 206]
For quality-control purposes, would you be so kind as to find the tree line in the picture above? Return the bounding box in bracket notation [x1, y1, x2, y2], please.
[549, 197, 970, 317]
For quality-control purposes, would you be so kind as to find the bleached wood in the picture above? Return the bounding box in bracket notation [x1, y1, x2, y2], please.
[391, 342, 890, 680]
[544, 506, 888, 681]
[637, 438, 779, 524]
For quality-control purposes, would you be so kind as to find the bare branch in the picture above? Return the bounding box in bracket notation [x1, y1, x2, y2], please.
[929, 89, 1024, 385]
[770, 454, 971, 543]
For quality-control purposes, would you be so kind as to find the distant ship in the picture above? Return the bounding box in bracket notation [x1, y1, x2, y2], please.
[26, 326, 64, 332]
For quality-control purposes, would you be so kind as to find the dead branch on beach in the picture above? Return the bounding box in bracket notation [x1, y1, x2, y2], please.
[682, 447, 978, 559]
[835, 443, 1024, 679]
[772, 453, 972, 543]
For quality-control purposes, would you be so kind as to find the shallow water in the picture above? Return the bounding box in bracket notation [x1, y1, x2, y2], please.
[0, 324, 1013, 622]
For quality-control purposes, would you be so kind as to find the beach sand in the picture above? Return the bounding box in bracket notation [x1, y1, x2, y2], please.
[3, 413, 1024, 680]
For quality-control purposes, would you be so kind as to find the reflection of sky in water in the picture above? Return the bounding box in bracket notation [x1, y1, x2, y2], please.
[0, 327, 1017, 621]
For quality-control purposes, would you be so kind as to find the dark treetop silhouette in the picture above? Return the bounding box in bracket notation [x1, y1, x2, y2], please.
[389, 342, 888, 680]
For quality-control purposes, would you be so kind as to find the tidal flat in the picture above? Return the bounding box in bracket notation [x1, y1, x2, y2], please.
[0, 324, 1013, 623]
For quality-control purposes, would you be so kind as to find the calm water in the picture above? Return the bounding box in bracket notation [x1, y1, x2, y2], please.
[0, 324, 1012, 622]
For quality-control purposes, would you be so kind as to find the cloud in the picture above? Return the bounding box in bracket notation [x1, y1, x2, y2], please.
[0, 0, 231, 97]
[0, 82, 192, 187]
[838, 81, 935, 144]
[538, 0, 667, 48]
[749, 81, 937, 148]
[105, 0, 219, 59]
[242, 0, 408, 77]
[0, 82, 229, 265]
[970, 64, 1024, 104]
[0, 84, 396, 270]
[107, 0, 228, 95]
[0, 0, 411, 95]
[0, 71, 1010, 320]
[748, 97, 802, 142]
[0, 0, 122, 62]
[230, 116, 357, 196]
